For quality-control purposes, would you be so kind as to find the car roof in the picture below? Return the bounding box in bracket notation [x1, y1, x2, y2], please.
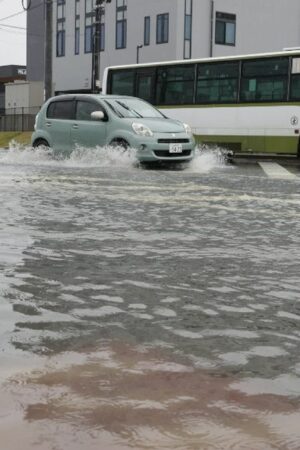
[47, 94, 137, 103]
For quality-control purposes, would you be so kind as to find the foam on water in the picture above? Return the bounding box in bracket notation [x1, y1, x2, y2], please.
[0, 142, 228, 172]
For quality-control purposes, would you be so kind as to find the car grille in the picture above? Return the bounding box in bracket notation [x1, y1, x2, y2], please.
[153, 150, 192, 158]
[157, 138, 190, 144]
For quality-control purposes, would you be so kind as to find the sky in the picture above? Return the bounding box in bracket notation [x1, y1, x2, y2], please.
[0, 0, 27, 66]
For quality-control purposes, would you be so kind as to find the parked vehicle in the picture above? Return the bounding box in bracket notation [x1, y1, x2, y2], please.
[31, 94, 195, 163]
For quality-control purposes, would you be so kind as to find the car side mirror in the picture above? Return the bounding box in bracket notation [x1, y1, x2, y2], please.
[91, 111, 105, 121]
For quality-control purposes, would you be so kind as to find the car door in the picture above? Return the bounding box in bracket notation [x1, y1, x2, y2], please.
[71, 99, 108, 149]
[46, 99, 75, 152]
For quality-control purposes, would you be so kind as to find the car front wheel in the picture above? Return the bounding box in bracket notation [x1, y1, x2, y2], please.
[33, 138, 50, 150]
[110, 138, 129, 150]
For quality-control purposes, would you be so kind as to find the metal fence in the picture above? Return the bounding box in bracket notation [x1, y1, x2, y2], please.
[0, 106, 41, 132]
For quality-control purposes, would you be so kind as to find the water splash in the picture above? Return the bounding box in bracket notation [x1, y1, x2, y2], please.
[0, 141, 138, 169]
[0, 141, 230, 172]
[65, 144, 138, 168]
[0, 141, 55, 165]
[187, 145, 231, 173]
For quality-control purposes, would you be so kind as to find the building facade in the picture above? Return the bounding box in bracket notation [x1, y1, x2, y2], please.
[26, 0, 46, 83]
[27, 0, 300, 95]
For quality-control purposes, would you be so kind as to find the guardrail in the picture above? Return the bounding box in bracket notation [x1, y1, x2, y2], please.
[0, 106, 41, 132]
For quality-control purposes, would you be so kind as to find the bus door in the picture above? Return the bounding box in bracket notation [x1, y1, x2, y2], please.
[135, 69, 156, 104]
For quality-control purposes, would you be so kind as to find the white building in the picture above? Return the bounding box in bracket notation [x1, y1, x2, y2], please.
[27, 0, 300, 95]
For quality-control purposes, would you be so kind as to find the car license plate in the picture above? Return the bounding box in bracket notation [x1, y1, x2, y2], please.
[169, 143, 182, 153]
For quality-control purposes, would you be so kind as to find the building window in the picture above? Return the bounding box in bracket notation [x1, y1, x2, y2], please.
[75, 0, 80, 54]
[184, 0, 192, 59]
[156, 13, 169, 44]
[116, 0, 127, 49]
[85, 0, 95, 53]
[116, 20, 126, 48]
[56, 0, 66, 57]
[215, 12, 236, 46]
[75, 25, 80, 54]
[144, 16, 150, 46]
[85, 20, 94, 53]
[84, 0, 105, 53]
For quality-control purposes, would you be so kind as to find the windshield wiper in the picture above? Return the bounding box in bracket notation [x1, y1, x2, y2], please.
[105, 100, 124, 118]
[115, 101, 143, 118]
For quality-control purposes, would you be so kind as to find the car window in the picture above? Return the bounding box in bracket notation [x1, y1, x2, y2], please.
[105, 98, 165, 119]
[76, 100, 104, 121]
[47, 100, 74, 120]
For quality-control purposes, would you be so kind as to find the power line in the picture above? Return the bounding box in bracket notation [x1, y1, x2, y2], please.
[0, 1, 43, 23]
[0, 23, 26, 30]
[0, 10, 25, 22]
[0, 27, 26, 37]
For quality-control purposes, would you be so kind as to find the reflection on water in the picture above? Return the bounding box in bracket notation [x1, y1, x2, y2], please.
[0, 145, 300, 449]
[11, 342, 300, 450]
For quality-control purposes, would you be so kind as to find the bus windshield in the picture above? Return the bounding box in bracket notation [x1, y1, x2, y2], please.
[105, 98, 165, 119]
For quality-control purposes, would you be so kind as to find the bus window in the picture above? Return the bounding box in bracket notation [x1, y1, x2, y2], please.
[240, 57, 289, 102]
[110, 70, 135, 96]
[156, 64, 195, 105]
[196, 61, 239, 104]
[290, 57, 300, 100]
[136, 71, 155, 103]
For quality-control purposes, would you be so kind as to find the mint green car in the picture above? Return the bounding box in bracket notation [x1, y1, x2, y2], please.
[31, 94, 195, 163]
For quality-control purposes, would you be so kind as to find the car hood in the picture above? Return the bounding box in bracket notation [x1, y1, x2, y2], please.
[129, 118, 185, 133]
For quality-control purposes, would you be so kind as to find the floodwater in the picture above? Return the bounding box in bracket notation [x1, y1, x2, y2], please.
[0, 143, 300, 450]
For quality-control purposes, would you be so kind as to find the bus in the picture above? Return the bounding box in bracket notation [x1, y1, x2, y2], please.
[102, 50, 300, 157]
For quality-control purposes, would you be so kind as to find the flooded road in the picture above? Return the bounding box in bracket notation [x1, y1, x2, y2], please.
[0, 145, 300, 450]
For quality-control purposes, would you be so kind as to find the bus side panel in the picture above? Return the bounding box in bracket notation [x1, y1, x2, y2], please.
[194, 134, 299, 155]
[160, 104, 300, 156]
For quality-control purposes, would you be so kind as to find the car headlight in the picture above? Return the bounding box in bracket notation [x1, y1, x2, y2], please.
[183, 123, 192, 135]
[132, 122, 153, 137]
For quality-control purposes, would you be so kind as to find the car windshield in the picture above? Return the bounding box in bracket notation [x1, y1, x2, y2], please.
[104, 98, 165, 119]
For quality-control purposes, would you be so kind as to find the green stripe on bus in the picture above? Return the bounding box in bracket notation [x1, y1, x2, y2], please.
[194, 134, 299, 155]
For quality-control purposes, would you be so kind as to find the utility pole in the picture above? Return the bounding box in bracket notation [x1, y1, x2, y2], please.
[91, 0, 103, 93]
[44, 0, 53, 100]
[91, 0, 111, 93]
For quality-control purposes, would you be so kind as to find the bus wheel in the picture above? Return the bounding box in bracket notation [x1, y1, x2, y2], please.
[110, 139, 129, 150]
